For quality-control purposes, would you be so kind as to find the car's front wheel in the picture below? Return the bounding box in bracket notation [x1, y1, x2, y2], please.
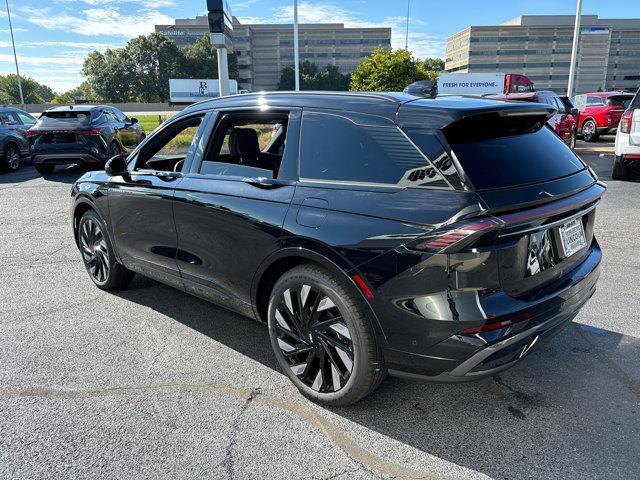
[2, 144, 21, 172]
[582, 120, 599, 142]
[78, 210, 134, 290]
[267, 264, 385, 406]
[612, 155, 630, 180]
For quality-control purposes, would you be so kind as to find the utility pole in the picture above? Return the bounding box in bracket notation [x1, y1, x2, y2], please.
[567, 0, 583, 97]
[293, 0, 300, 91]
[5, 0, 24, 105]
[217, 48, 230, 97]
[405, 0, 410, 50]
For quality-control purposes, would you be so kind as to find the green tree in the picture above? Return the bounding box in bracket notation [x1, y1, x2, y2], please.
[422, 58, 445, 72]
[52, 81, 97, 104]
[181, 34, 238, 80]
[277, 61, 350, 90]
[350, 48, 430, 92]
[82, 49, 137, 102]
[0, 74, 54, 104]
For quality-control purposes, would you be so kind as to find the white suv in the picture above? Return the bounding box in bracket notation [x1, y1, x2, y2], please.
[613, 90, 640, 180]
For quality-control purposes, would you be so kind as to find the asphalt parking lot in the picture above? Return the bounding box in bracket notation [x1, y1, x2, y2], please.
[1, 147, 638, 480]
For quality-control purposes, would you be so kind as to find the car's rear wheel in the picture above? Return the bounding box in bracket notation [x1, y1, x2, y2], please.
[2, 144, 21, 172]
[35, 163, 55, 175]
[267, 264, 385, 406]
[78, 210, 134, 290]
[612, 155, 630, 180]
[582, 120, 599, 142]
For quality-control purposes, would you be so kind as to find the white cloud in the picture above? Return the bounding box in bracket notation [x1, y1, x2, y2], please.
[237, 1, 445, 59]
[0, 40, 116, 50]
[0, 27, 28, 33]
[23, 7, 173, 38]
[0, 53, 84, 65]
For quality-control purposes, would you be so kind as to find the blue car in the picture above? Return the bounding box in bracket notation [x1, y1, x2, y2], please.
[0, 107, 36, 172]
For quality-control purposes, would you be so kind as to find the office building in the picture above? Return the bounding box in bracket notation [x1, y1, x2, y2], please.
[156, 16, 391, 92]
[445, 15, 640, 94]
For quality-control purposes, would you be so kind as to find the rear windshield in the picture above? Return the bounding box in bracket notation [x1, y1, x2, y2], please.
[441, 113, 584, 190]
[606, 96, 633, 108]
[37, 111, 92, 128]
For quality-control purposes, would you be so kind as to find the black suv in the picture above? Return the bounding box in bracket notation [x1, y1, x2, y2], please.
[29, 105, 145, 174]
[0, 107, 36, 172]
[71, 92, 604, 405]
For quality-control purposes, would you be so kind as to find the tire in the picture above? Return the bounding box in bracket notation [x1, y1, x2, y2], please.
[267, 264, 386, 406]
[612, 155, 630, 181]
[78, 210, 135, 290]
[582, 120, 599, 142]
[1, 144, 21, 172]
[34, 163, 55, 175]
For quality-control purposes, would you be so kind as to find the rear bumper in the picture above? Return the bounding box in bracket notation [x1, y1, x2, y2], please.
[384, 240, 601, 382]
[32, 150, 107, 167]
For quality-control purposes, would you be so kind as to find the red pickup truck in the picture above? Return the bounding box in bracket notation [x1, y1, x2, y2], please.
[570, 91, 635, 142]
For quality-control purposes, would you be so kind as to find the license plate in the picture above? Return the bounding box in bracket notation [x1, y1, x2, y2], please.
[558, 217, 586, 258]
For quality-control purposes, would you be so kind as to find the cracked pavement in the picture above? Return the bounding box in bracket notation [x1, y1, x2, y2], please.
[0, 154, 639, 480]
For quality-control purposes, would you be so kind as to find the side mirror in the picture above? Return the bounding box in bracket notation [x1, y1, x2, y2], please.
[105, 154, 128, 178]
[127, 117, 138, 125]
[570, 108, 579, 115]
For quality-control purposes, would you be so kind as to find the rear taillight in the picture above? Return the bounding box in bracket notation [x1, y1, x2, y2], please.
[25, 128, 102, 137]
[410, 218, 503, 253]
[620, 110, 633, 134]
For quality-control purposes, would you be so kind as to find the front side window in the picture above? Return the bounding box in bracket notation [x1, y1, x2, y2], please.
[199, 112, 289, 179]
[133, 115, 204, 173]
[0, 112, 19, 125]
[299, 111, 448, 188]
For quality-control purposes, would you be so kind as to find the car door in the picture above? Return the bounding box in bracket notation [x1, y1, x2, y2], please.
[112, 108, 138, 150]
[0, 111, 29, 155]
[172, 107, 301, 317]
[107, 112, 209, 290]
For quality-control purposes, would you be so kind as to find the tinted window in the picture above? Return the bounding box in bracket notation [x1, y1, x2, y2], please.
[443, 113, 584, 190]
[37, 111, 91, 128]
[0, 112, 19, 125]
[300, 111, 448, 188]
[606, 96, 633, 108]
[112, 109, 128, 122]
[16, 112, 36, 125]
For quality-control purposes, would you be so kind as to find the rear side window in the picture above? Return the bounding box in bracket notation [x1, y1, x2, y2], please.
[586, 96, 604, 107]
[299, 111, 448, 188]
[443, 113, 584, 190]
[37, 111, 91, 128]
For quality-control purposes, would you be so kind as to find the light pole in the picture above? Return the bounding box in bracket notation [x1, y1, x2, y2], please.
[567, 0, 583, 97]
[5, 0, 24, 105]
[293, 0, 300, 91]
[405, 0, 410, 50]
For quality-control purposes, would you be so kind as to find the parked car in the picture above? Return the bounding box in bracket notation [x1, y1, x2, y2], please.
[613, 89, 640, 180]
[70, 92, 604, 405]
[27, 105, 145, 175]
[571, 91, 635, 142]
[0, 107, 36, 172]
[487, 91, 577, 148]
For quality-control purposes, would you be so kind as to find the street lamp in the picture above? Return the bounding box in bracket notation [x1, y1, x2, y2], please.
[567, 0, 583, 97]
[5, 0, 24, 105]
[293, 0, 300, 91]
[405, 0, 410, 50]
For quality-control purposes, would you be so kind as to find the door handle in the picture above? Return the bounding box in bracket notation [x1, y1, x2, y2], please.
[155, 171, 183, 181]
[242, 177, 289, 189]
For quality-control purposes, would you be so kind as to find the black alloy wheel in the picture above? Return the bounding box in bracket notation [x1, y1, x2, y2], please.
[79, 215, 111, 284]
[3, 144, 20, 172]
[78, 210, 134, 290]
[268, 265, 385, 406]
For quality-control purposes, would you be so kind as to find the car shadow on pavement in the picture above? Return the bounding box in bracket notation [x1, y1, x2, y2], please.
[114, 275, 640, 480]
[0, 164, 87, 185]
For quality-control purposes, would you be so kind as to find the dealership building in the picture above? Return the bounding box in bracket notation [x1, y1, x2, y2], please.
[445, 15, 640, 94]
[156, 16, 391, 92]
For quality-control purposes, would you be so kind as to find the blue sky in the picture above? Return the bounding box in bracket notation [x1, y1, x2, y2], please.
[0, 0, 638, 93]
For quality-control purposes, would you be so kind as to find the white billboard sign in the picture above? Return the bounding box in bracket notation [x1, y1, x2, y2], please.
[169, 79, 238, 104]
[438, 73, 506, 96]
